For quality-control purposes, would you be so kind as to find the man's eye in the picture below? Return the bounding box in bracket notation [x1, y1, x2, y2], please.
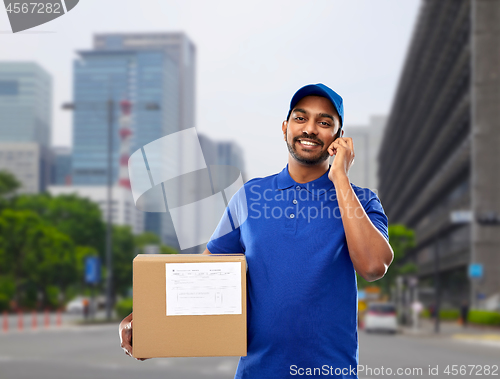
[295, 117, 305, 121]
[320, 121, 331, 126]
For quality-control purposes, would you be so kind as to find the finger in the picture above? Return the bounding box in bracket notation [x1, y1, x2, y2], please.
[332, 139, 352, 159]
[121, 341, 133, 354]
[344, 137, 354, 152]
[120, 334, 132, 349]
[338, 138, 354, 162]
[123, 347, 133, 357]
[335, 138, 349, 148]
[121, 324, 132, 343]
[332, 140, 345, 150]
[327, 142, 337, 155]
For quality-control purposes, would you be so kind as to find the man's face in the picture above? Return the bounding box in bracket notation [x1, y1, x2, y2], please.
[282, 95, 342, 165]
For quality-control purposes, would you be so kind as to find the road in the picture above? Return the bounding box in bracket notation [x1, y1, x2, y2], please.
[0, 322, 498, 379]
[359, 329, 499, 378]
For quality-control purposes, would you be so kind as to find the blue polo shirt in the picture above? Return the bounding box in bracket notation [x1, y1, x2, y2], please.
[206, 163, 389, 379]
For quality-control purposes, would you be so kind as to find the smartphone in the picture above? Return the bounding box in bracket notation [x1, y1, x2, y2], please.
[335, 127, 342, 140]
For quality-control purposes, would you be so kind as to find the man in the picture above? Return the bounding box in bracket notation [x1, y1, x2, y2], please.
[460, 300, 469, 328]
[120, 83, 393, 378]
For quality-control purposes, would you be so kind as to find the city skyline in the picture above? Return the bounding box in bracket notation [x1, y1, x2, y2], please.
[0, 0, 420, 181]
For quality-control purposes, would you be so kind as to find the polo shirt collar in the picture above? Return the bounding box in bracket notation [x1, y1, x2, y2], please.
[277, 163, 335, 194]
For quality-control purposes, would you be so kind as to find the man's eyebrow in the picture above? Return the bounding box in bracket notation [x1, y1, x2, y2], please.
[318, 113, 334, 121]
[292, 108, 334, 121]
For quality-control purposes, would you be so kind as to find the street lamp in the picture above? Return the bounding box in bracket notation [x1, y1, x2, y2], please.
[62, 99, 160, 320]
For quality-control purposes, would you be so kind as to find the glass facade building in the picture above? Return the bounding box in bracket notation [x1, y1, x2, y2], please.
[51, 146, 72, 185]
[0, 62, 52, 193]
[72, 49, 179, 185]
[0, 62, 52, 148]
[72, 33, 196, 251]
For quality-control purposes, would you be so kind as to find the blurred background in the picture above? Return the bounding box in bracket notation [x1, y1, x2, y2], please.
[0, 0, 499, 378]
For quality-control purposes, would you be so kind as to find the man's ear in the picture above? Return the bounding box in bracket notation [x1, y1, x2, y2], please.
[282, 120, 287, 140]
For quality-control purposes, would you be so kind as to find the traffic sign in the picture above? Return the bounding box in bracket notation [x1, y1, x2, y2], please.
[468, 263, 483, 279]
[85, 256, 101, 284]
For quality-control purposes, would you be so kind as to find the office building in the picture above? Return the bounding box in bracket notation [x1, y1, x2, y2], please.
[93, 33, 196, 135]
[0, 143, 51, 193]
[72, 33, 196, 250]
[379, 0, 499, 309]
[72, 45, 179, 185]
[215, 140, 247, 184]
[92, 33, 197, 251]
[51, 146, 72, 185]
[0, 62, 51, 148]
[344, 115, 387, 192]
[190, 134, 247, 254]
[0, 62, 52, 192]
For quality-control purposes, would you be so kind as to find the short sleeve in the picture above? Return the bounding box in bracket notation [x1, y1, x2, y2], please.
[206, 207, 244, 253]
[206, 186, 246, 254]
[363, 192, 389, 242]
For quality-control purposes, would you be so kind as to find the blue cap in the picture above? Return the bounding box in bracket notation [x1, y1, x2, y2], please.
[287, 83, 344, 127]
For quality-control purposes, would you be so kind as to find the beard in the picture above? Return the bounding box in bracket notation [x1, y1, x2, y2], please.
[285, 128, 330, 165]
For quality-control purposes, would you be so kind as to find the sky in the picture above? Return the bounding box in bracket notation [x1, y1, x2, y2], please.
[0, 0, 421, 180]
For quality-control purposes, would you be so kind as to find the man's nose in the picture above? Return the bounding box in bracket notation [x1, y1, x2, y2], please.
[301, 119, 319, 136]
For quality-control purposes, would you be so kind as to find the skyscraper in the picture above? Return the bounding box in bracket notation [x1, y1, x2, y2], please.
[0, 62, 52, 193]
[72, 33, 196, 249]
[0, 62, 51, 148]
[51, 146, 72, 185]
[344, 115, 387, 192]
[93, 33, 196, 134]
[72, 48, 179, 184]
[197, 133, 247, 253]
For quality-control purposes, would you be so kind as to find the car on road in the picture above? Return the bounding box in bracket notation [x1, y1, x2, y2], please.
[65, 296, 94, 314]
[364, 302, 398, 334]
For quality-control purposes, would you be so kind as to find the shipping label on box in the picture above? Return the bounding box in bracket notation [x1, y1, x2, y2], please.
[165, 262, 242, 316]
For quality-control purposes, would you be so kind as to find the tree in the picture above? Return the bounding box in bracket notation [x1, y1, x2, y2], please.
[25, 222, 76, 303]
[134, 231, 161, 254]
[134, 231, 178, 254]
[0, 209, 75, 307]
[160, 245, 178, 254]
[0, 209, 42, 299]
[111, 225, 136, 298]
[0, 170, 20, 197]
[14, 193, 106, 255]
[0, 170, 21, 214]
[111, 229, 179, 298]
[357, 224, 415, 294]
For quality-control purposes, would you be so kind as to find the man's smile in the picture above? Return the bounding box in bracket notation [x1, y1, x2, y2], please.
[296, 138, 322, 150]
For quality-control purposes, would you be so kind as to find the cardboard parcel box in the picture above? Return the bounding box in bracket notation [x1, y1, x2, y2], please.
[133, 254, 247, 358]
